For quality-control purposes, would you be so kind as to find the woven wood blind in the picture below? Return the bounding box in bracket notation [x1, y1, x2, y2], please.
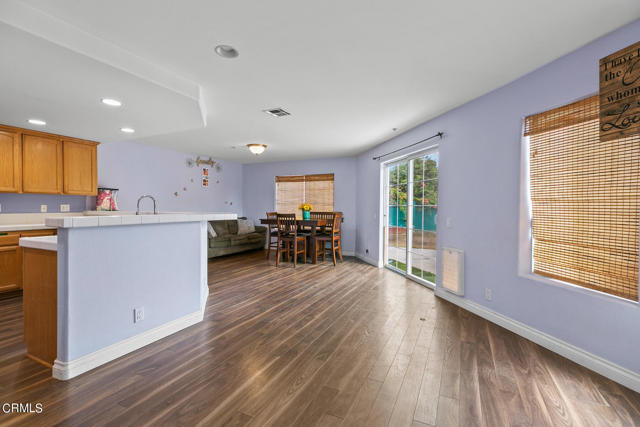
[525, 95, 640, 301]
[275, 174, 334, 219]
[276, 176, 304, 216]
[305, 174, 334, 213]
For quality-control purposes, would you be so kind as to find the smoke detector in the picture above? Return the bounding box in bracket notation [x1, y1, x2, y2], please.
[263, 108, 290, 117]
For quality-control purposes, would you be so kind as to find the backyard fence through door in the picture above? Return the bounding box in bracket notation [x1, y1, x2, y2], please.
[383, 147, 439, 287]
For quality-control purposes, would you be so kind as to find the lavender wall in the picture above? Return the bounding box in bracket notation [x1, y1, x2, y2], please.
[0, 141, 244, 215]
[98, 142, 243, 214]
[0, 193, 87, 213]
[242, 157, 357, 253]
[356, 19, 640, 373]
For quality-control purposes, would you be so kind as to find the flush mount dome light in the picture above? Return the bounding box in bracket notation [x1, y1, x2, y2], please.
[28, 119, 46, 126]
[120, 127, 135, 133]
[215, 45, 239, 58]
[247, 144, 267, 155]
[102, 98, 122, 107]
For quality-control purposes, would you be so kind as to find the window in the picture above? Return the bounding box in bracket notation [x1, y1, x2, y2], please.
[524, 95, 640, 301]
[275, 174, 334, 217]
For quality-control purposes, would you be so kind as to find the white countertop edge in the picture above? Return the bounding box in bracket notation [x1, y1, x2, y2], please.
[19, 236, 58, 251]
[44, 213, 237, 228]
[0, 224, 56, 232]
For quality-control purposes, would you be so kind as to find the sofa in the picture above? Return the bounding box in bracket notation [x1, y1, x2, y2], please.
[208, 218, 266, 258]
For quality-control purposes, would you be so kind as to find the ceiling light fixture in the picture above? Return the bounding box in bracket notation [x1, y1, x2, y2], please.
[247, 144, 267, 155]
[102, 98, 122, 107]
[120, 127, 135, 133]
[215, 45, 239, 58]
[27, 119, 46, 126]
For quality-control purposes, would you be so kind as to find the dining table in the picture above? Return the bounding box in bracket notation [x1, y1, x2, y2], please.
[259, 217, 337, 264]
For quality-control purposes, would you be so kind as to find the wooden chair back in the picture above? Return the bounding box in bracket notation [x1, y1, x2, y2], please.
[277, 213, 297, 236]
[266, 211, 277, 229]
[310, 211, 335, 232]
[332, 212, 342, 236]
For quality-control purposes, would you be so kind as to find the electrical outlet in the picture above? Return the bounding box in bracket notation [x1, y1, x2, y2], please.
[40, 204, 47, 213]
[134, 307, 145, 323]
[60, 204, 70, 212]
[485, 288, 492, 301]
[446, 217, 453, 228]
[365, 249, 369, 254]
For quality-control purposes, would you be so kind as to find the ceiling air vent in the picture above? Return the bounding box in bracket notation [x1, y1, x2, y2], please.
[263, 108, 290, 117]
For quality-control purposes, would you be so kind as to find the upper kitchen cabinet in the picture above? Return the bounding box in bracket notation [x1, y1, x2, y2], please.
[0, 127, 22, 193]
[63, 139, 98, 195]
[0, 124, 99, 195]
[22, 133, 63, 194]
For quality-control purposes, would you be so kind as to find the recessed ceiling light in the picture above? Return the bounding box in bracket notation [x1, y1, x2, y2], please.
[27, 119, 46, 126]
[120, 127, 135, 133]
[247, 144, 267, 155]
[102, 98, 122, 107]
[215, 45, 239, 58]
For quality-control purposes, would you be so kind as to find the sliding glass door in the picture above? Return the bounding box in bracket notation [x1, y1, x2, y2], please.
[384, 148, 438, 286]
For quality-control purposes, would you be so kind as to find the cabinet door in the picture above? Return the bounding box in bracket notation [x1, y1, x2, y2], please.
[22, 134, 63, 194]
[0, 129, 21, 192]
[0, 246, 21, 292]
[63, 140, 98, 195]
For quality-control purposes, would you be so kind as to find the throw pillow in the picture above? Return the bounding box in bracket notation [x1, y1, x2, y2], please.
[207, 222, 217, 238]
[237, 219, 255, 235]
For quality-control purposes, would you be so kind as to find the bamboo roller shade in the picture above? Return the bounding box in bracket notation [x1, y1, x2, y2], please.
[525, 95, 640, 301]
[275, 174, 335, 218]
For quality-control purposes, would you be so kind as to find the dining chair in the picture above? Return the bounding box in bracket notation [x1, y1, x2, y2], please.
[309, 211, 335, 234]
[266, 211, 279, 259]
[311, 212, 343, 265]
[276, 213, 307, 267]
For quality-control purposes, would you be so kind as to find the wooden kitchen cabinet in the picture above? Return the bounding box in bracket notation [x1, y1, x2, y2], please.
[0, 232, 21, 293]
[63, 139, 98, 195]
[22, 133, 63, 194]
[0, 229, 56, 298]
[0, 127, 22, 192]
[0, 124, 99, 195]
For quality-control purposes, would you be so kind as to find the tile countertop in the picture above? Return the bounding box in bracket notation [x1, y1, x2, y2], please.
[0, 223, 57, 232]
[0, 212, 78, 232]
[45, 212, 237, 228]
[19, 235, 58, 251]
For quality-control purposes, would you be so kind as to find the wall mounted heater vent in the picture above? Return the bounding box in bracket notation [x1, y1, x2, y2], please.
[442, 247, 464, 296]
[263, 108, 290, 117]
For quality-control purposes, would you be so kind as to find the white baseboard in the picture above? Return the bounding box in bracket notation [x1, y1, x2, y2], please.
[341, 250, 355, 256]
[434, 288, 640, 393]
[53, 309, 204, 380]
[356, 253, 381, 267]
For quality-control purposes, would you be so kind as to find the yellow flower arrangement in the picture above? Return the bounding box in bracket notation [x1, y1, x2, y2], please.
[298, 203, 313, 211]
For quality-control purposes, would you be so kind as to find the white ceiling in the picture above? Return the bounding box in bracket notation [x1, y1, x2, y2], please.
[1, 0, 639, 163]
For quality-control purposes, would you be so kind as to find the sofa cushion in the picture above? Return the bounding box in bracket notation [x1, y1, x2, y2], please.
[228, 220, 239, 235]
[209, 238, 230, 248]
[210, 220, 229, 237]
[237, 219, 255, 235]
[207, 222, 217, 238]
[230, 235, 250, 245]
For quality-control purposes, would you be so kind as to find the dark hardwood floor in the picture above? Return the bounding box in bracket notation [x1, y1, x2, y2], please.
[1, 250, 639, 426]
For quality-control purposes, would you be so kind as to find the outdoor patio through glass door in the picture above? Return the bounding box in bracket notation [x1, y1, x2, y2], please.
[384, 148, 438, 286]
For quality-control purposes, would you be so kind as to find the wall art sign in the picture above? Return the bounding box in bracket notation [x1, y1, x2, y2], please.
[599, 41, 640, 142]
[202, 167, 209, 188]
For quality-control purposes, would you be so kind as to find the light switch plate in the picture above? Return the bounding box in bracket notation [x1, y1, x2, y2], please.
[0, 203, 2, 212]
[40, 205, 47, 213]
[60, 204, 70, 212]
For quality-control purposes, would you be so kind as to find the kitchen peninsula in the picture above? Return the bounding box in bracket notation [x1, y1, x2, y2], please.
[19, 211, 235, 380]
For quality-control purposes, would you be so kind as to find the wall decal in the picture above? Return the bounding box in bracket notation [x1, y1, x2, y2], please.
[599, 40, 640, 141]
[202, 167, 209, 188]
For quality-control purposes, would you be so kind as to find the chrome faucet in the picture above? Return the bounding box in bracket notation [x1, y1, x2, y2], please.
[136, 195, 158, 215]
